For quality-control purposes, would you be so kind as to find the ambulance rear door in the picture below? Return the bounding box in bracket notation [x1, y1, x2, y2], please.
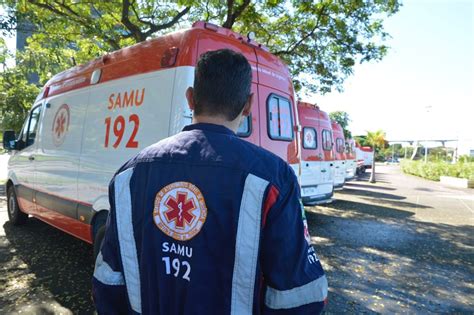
[197, 34, 260, 145]
[255, 52, 298, 166]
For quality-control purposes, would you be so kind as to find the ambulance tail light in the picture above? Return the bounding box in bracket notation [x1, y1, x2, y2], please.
[43, 86, 50, 99]
[161, 47, 179, 67]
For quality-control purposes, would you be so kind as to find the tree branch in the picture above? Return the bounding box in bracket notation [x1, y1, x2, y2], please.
[28, 0, 121, 50]
[121, 0, 146, 41]
[222, 0, 251, 29]
[274, 5, 328, 56]
[130, 2, 155, 29]
[143, 6, 190, 38]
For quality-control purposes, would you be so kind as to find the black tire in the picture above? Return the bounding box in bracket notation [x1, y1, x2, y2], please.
[93, 225, 106, 261]
[7, 187, 28, 225]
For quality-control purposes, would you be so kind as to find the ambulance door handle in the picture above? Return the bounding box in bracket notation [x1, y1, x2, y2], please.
[28, 155, 35, 161]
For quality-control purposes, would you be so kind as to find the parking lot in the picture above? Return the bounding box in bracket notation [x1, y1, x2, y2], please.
[0, 161, 473, 313]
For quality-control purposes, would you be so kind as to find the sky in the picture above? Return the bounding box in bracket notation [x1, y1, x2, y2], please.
[307, 0, 474, 145]
[2, 1, 473, 146]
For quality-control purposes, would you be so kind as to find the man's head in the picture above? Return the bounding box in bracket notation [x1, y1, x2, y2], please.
[186, 49, 253, 127]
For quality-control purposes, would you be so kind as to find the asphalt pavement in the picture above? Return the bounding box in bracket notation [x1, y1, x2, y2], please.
[0, 158, 473, 313]
[309, 164, 474, 313]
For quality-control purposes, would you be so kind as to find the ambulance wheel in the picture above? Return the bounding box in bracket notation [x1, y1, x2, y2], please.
[7, 187, 28, 226]
[93, 225, 106, 260]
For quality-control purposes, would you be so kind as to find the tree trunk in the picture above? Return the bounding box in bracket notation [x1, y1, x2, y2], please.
[411, 142, 418, 160]
[369, 154, 376, 183]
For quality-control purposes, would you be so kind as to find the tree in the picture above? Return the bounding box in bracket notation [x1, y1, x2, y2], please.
[0, 0, 401, 129]
[366, 129, 386, 183]
[329, 111, 351, 139]
[0, 38, 42, 132]
[354, 135, 368, 147]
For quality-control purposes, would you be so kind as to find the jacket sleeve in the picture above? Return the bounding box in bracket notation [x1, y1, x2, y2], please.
[261, 172, 328, 314]
[92, 177, 130, 314]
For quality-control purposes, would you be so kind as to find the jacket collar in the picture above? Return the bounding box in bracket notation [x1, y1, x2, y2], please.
[183, 123, 236, 136]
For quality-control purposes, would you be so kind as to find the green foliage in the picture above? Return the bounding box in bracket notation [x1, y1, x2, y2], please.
[329, 111, 352, 139]
[366, 130, 386, 150]
[1, 0, 400, 129]
[354, 135, 368, 147]
[365, 130, 386, 162]
[458, 155, 474, 163]
[0, 39, 41, 132]
[401, 160, 474, 181]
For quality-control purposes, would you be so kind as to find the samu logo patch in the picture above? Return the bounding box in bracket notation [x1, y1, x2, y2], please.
[153, 182, 207, 241]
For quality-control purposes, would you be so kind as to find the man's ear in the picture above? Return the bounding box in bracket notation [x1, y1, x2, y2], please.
[186, 87, 195, 111]
[242, 93, 253, 116]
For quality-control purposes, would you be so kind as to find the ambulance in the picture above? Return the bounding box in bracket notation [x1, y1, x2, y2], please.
[296, 102, 335, 205]
[355, 142, 374, 174]
[331, 120, 346, 190]
[345, 138, 357, 180]
[2, 21, 300, 257]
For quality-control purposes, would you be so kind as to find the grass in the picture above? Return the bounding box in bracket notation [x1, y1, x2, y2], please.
[401, 160, 474, 181]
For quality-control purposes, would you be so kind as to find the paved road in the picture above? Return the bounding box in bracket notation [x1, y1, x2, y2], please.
[309, 164, 474, 313]
[0, 158, 473, 313]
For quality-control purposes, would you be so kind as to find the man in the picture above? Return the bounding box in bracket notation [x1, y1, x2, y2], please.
[93, 49, 327, 314]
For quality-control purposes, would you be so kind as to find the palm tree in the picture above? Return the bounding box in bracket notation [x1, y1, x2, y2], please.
[366, 130, 386, 183]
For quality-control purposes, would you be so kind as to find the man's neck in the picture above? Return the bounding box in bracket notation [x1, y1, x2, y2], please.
[192, 115, 240, 132]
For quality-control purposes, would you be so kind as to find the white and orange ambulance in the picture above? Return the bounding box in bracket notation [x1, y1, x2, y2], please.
[355, 142, 374, 174]
[3, 21, 301, 255]
[345, 138, 357, 180]
[296, 102, 334, 205]
[331, 120, 346, 190]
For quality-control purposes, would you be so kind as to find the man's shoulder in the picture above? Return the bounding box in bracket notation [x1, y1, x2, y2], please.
[234, 138, 297, 186]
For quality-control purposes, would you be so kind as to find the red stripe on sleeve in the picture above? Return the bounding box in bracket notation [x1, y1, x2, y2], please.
[262, 185, 279, 228]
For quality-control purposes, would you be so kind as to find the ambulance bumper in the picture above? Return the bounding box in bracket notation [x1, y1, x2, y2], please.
[302, 192, 334, 206]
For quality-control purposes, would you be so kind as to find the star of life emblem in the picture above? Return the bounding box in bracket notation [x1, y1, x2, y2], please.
[52, 104, 70, 147]
[153, 182, 207, 241]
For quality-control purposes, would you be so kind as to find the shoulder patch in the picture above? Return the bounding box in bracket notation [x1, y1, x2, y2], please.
[300, 200, 311, 244]
[153, 182, 207, 241]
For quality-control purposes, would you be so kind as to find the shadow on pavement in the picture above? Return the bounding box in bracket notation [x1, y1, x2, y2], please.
[344, 182, 397, 191]
[358, 197, 432, 209]
[339, 187, 406, 201]
[1, 218, 95, 313]
[307, 200, 474, 313]
[354, 172, 391, 184]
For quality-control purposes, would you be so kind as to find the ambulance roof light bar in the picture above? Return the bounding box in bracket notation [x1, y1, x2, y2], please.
[193, 21, 269, 51]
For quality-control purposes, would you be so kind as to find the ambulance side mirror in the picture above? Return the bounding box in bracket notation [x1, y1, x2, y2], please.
[2, 130, 17, 151]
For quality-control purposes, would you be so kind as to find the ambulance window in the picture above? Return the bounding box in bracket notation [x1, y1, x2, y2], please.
[322, 129, 332, 151]
[303, 127, 317, 149]
[267, 94, 293, 141]
[336, 138, 344, 153]
[237, 115, 251, 137]
[25, 106, 42, 147]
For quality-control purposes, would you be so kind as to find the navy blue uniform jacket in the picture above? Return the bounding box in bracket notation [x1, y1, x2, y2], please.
[93, 123, 328, 314]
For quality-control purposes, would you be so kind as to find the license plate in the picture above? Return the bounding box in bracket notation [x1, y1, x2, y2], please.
[303, 187, 318, 196]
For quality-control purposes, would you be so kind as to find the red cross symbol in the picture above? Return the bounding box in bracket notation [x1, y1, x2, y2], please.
[164, 192, 197, 229]
[55, 112, 66, 138]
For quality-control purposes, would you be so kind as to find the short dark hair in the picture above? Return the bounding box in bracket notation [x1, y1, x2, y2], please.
[193, 49, 252, 121]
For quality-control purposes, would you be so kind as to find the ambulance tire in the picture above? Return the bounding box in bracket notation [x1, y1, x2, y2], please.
[7, 187, 28, 226]
[93, 225, 106, 261]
